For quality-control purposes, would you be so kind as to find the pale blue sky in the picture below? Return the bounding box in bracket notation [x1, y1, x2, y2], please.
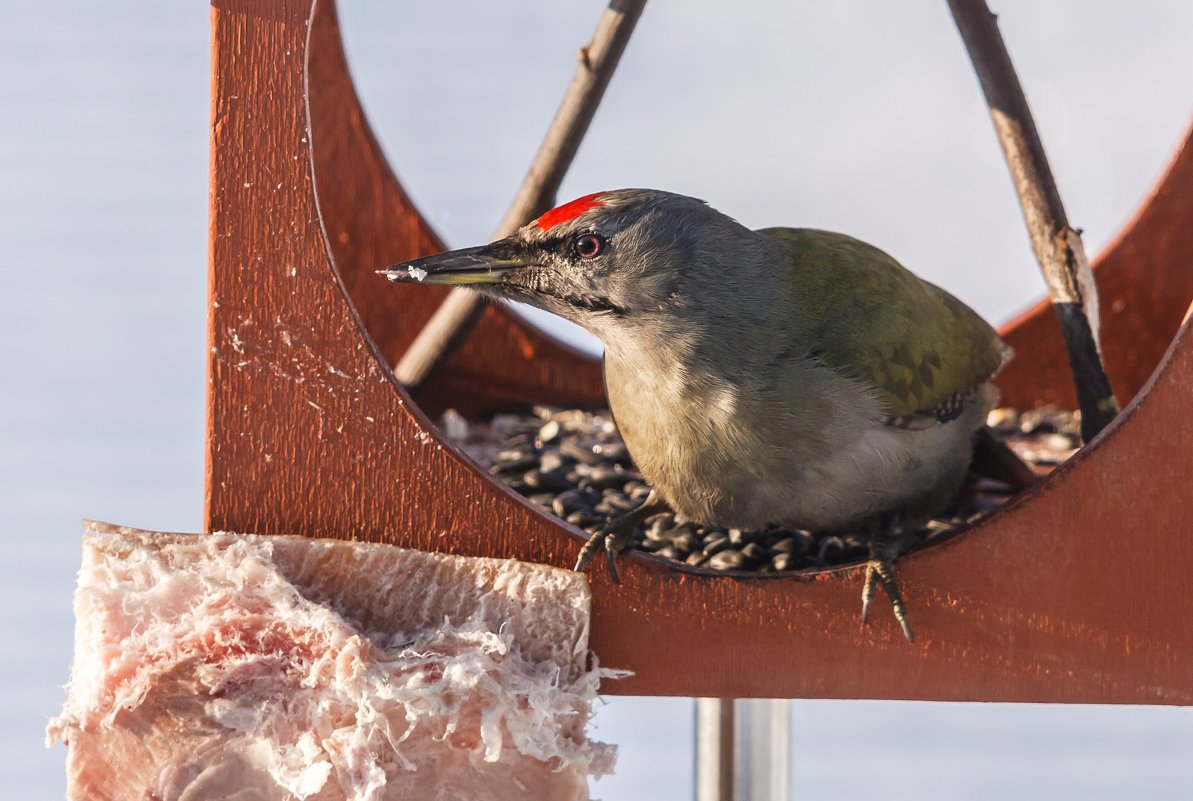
[3, 2, 1192, 798]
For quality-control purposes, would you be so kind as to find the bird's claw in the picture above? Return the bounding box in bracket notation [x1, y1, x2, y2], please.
[860, 565, 878, 625]
[861, 556, 914, 642]
[606, 543, 621, 583]
[572, 490, 666, 584]
[573, 535, 602, 573]
[860, 516, 915, 642]
[574, 526, 633, 584]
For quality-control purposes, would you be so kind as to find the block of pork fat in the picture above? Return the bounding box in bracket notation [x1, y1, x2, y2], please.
[48, 525, 620, 801]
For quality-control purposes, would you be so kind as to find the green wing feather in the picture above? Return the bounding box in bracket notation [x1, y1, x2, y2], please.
[761, 228, 1008, 417]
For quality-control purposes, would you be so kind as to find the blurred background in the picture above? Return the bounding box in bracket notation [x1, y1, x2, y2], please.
[3, 1, 1192, 798]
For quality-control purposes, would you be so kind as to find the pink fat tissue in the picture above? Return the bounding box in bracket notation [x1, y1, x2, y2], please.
[47, 526, 623, 800]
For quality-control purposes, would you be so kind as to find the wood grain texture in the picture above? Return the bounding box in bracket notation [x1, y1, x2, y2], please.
[208, 0, 1193, 701]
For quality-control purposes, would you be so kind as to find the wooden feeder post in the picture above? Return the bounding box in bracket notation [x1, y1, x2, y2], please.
[208, 0, 1193, 705]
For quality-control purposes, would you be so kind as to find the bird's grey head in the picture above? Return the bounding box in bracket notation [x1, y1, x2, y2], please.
[380, 189, 759, 340]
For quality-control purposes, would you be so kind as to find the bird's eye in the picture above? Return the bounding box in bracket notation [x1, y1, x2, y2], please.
[572, 233, 605, 260]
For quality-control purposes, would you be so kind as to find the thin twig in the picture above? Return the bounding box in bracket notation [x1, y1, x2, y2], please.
[395, 0, 648, 390]
[947, 0, 1118, 443]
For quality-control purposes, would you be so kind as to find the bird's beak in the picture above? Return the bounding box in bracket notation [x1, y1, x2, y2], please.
[377, 243, 523, 286]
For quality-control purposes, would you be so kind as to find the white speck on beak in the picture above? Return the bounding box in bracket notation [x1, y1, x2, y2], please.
[407, 266, 428, 282]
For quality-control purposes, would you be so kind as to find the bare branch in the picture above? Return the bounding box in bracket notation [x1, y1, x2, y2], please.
[395, 0, 648, 390]
[948, 0, 1118, 442]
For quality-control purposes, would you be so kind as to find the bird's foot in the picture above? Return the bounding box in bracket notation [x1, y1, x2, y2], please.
[573, 490, 668, 584]
[860, 514, 915, 642]
[574, 523, 637, 584]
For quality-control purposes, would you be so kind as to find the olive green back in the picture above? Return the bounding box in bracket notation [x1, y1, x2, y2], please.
[761, 228, 1007, 417]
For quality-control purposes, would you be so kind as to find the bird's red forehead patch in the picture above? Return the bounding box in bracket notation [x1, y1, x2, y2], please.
[533, 192, 606, 231]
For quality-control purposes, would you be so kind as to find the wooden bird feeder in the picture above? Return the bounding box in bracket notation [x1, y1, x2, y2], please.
[207, 0, 1193, 703]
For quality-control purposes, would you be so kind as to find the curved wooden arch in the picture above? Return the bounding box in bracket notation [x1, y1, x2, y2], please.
[207, 0, 1193, 701]
[302, 2, 604, 420]
[997, 128, 1193, 409]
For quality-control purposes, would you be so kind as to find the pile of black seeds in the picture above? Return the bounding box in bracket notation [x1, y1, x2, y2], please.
[445, 405, 1079, 575]
[986, 406, 1081, 467]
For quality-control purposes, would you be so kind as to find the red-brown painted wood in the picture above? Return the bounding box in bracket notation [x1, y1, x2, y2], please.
[303, 1, 605, 419]
[997, 124, 1193, 409]
[207, 0, 1193, 701]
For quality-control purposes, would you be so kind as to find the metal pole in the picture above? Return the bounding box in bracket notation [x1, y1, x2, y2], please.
[735, 700, 791, 801]
[695, 698, 735, 801]
[696, 699, 791, 801]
